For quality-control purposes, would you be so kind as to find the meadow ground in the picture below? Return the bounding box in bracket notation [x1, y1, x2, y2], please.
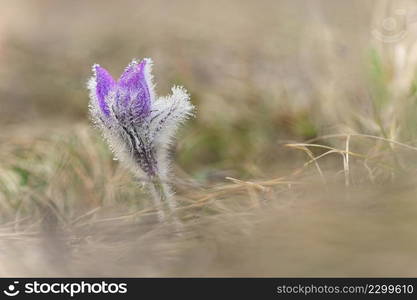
[2, 0, 417, 276]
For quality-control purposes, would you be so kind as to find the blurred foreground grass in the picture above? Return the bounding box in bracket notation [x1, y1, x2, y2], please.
[2, 123, 417, 276]
[2, 0, 417, 276]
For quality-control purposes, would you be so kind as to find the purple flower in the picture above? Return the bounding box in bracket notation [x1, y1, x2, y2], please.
[88, 58, 194, 182]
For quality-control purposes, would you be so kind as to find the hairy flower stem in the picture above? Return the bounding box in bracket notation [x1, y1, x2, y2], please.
[148, 176, 179, 224]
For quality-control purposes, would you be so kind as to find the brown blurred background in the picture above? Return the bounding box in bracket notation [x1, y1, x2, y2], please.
[1, 0, 383, 176]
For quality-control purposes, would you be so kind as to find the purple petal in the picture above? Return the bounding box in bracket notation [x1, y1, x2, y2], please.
[118, 60, 138, 84]
[117, 59, 151, 119]
[94, 65, 115, 117]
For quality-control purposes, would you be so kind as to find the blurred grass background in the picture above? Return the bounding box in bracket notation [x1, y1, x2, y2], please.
[2, 0, 417, 276]
[0, 0, 378, 176]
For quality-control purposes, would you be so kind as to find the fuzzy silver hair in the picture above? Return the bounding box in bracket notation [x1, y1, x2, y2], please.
[88, 58, 194, 221]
